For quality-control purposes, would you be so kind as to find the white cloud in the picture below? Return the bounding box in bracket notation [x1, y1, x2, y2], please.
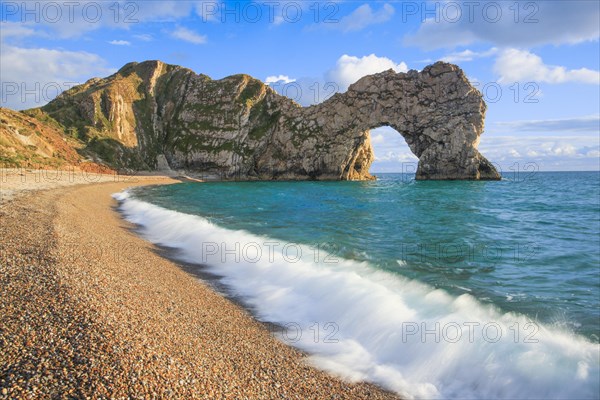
[369, 126, 418, 172]
[492, 116, 600, 133]
[0, 22, 38, 39]
[171, 26, 207, 44]
[337, 3, 395, 32]
[0, 2, 197, 39]
[548, 143, 577, 156]
[494, 49, 600, 85]
[405, 1, 599, 50]
[586, 150, 600, 158]
[327, 54, 409, 90]
[371, 133, 385, 144]
[479, 131, 600, 171]
[269, 55, 410, 106]
[134, 34, 153, 42]
[374, 151, 418, 162]
[109, 40, 131, 46]
[265, 75, 296, 84]
[441, 47, 497, 63]
[508, 148, 521, 158]
[0, 45, 113, 110]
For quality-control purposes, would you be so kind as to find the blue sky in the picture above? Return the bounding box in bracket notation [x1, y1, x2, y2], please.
[1, 1, 599, 172]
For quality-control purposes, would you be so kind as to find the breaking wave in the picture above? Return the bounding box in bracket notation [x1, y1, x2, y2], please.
[113, 190, 599, 399]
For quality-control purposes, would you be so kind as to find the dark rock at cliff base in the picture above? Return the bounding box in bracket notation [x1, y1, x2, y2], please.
[33, 60, 500, 181]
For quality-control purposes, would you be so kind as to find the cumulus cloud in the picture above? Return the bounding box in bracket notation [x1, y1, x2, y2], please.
[0, 45, 113, 110]
[494, 49, 600, 85]
[108, 40, 131, 46]
[441, 47, 497, 63]
[405, 0, 599, 49]
[544, 143, 577, 156]
[336, 3, 395, 32]
[508, 148, 521, 158]
[265, 75, 296, 84]
[171, 26, 207, 44]
[268, 54, 410, 106]
[327, 54, 409, 90]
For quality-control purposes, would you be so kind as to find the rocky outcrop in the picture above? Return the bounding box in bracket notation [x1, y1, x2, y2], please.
[36, 60, 500, 180]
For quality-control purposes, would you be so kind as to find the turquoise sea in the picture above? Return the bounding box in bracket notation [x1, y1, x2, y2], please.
[115, 171, 600, 399]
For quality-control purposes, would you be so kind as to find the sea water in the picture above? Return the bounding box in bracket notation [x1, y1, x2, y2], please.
[113, 171, 600, 399]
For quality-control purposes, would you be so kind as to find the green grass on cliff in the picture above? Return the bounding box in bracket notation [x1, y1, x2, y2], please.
[238, 79, 264, 108]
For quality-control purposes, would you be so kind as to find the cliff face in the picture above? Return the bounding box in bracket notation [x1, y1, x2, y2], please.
[35, 60, 499, 180]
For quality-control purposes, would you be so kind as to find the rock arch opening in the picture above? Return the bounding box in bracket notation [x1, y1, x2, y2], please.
[369, 126, 418, 175]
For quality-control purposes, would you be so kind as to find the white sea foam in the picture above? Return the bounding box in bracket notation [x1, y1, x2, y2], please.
[113, 190, 600, 399]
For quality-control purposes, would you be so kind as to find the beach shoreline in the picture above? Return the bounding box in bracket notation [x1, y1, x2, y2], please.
[0, 170, 398, 399]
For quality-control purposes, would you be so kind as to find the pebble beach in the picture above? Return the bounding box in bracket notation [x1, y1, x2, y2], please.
[0, 169, 398, 399]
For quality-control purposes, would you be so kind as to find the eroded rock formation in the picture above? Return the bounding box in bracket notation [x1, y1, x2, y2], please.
[36, 60, 500, 180]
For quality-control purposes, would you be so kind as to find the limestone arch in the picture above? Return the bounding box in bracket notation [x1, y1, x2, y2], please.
[292, 62, 501, 181]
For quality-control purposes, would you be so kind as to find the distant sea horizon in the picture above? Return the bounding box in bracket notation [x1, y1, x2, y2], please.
[370, 168, 600, 173]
